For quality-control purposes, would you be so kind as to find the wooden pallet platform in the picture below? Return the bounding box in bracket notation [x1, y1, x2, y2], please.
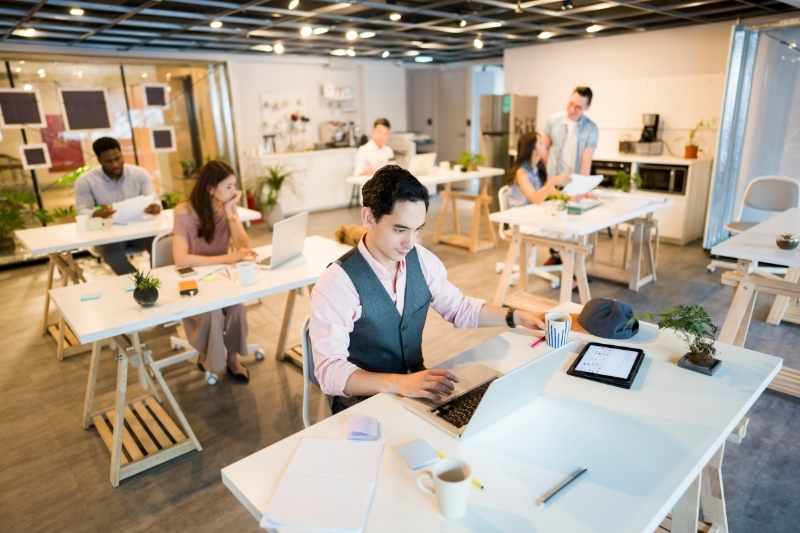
[656, 514, 713, 532]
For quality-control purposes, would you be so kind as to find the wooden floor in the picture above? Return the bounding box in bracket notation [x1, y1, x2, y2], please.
[0, 201, 798, 532]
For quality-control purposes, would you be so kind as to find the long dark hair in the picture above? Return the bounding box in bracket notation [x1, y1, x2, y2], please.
[509, 131, 547, 184]
[189, 160, 235, 243]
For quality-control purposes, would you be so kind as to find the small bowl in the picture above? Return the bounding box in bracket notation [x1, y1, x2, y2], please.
[776, 235, 799, 250]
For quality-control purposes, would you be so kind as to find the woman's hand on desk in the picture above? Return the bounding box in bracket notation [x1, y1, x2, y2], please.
[395, 369, 459, 402]
[228, 248, 256, 263]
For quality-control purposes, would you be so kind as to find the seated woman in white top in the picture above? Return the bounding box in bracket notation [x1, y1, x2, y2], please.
[354, 118, 394, 176]
[507, 132, 570, 207]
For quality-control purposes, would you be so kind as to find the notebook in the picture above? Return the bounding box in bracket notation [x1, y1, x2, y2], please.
[260, 437, 384, 532]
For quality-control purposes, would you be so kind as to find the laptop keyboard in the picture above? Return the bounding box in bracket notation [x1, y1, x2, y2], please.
[433, 378, 496, 428]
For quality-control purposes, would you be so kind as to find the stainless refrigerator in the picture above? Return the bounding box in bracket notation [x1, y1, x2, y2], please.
[479, 94, 538, 206]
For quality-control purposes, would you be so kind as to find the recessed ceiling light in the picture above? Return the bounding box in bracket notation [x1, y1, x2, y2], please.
[13, 28, 37, 38]
[346, 30, 358, 41]
[23, 83, 33, 91]
[381, 50, 390, 58]
[389, 12, 401, 22]
[312, 26, 329, 35]
[586, 24, 604, 33]
[300, 25, 313, 38]
[272, 13, 282, 18]
[69, 7, 85, 16]
[538, 31, 554, 40]
[37, 68, 46, 78]
[473, 37, 484, 49]
[790, 42, 797, 49]
[274, 41, 285, 54]
[251, 44, 274, 52]
[415, 56, 433, 63]
[331, 48, 347, 56]
[210, 20, 223, 29]
[459, 20, 467, 28]
[288, 0, 300, 9]
[562, 0, 574, 10]
[141, 73, 148, 79]
[14, 67, 21, 73]
[404, 50, 419, 56]
[346, 48, 356, 57]
[359, 31, 375, 39]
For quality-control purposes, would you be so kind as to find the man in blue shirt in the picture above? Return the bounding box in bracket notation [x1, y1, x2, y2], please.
[542, 86, 599, 178]
[75, 137, 161, 274]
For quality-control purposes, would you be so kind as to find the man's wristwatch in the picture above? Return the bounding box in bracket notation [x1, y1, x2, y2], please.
[505, 306, 516, 328]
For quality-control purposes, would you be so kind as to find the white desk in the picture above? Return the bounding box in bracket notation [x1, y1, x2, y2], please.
[15, 207, 261, 359]
[49, 235, 350, 486]
[222, 304, 781, 533]
[711, 208, 800, 397]
[347, 167, 506, 253]
[490, 193, 669, 305]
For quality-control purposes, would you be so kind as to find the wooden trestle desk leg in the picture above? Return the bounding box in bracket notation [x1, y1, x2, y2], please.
[766, 267, 800, 325]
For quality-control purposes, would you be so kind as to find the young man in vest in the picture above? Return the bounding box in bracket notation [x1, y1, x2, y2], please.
[310, 165, 547, 413]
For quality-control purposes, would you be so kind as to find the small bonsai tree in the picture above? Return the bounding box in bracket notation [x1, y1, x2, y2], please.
[613, 170, 642, 193]
[639, 305, 718, 366]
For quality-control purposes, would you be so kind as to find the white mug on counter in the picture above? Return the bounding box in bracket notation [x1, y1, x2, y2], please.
[438, 161, 451, 171]
[417, 458, 471, 519]
[545, 311, 572, 348]
[236, 261, 258, 286]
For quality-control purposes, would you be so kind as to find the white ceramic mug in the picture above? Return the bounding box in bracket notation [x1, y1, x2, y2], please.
[417, 459, 471, 519]
[75, 214, 89, 232]
[439, 161, 451, 171]
[545, 311, 572, 348]
[236, 261, 257, 286]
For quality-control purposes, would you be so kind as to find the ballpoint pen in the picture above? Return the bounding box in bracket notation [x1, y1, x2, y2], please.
[535, 467, 587, 506]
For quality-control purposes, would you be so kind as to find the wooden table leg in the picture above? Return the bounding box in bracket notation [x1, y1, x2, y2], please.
[433, 184, 453, 244]
[559, 249, 576, 304]
[131, 332, 162, 403]
[700, 443, 729, 533]
[766, 266, 800, 325]
[493, 228, 520, 306]
[110, 346, 128, 487]
[82, 341, 102, 429]
[468, 192, 483, 253]
[718, 280, 757, 345]
[574, 245, 591, 304]
[628, 220, 645, 291]
[41, 256, 56, 335]
[519, 239, 529, 293]
[670, 473, 701, 533]
[275, 288, 298, 361]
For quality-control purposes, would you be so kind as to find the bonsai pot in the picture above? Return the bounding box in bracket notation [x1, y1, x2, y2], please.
[684, 145, 699, 159]
[776, 234, 799, 250]
[133, 287, 159, 307]
[678, 349, 721, 376]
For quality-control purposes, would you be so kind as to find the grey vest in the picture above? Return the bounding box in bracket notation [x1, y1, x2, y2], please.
[337, 246, 432, 374]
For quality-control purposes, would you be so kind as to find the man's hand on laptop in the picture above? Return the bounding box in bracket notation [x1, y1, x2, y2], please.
[396, 369, 459, 401]
[514, 310, 546, 331]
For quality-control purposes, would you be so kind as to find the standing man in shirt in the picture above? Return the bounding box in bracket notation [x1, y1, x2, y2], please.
[354, 118, 394, 176]
[75, 137, 162, 274]
[542, 86, 599, 177]
[310, 165, 548, 413]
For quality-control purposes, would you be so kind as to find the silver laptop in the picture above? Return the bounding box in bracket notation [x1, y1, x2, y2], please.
[408, 152, 437, 176]
[401, 342, 574, 439]
[258, 211, 308, 269]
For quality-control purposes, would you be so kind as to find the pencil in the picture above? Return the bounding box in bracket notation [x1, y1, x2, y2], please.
[530, 335, 546, 348]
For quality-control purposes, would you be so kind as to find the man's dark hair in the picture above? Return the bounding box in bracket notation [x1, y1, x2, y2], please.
[92, 137, 121, 158]
[362, 164, 429, 221]
[573, 86, 593, 107]
[373, 117, 391, 129]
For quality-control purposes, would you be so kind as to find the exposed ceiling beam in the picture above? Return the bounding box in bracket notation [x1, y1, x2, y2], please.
[2, 0, 46, 41]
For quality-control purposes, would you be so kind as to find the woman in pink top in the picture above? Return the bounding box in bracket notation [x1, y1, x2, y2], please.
[172, 161, 256, 383]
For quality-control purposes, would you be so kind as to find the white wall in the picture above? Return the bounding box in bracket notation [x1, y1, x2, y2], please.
[504, 22, 734, 157]
[227, 56, 407, 166]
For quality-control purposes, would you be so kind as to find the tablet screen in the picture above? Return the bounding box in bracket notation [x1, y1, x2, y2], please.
[574, 344, 639, 379]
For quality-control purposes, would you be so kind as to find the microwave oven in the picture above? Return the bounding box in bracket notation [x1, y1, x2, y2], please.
[638, 164, 688, 195]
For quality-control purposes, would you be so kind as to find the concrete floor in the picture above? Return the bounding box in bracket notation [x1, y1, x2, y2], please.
[0, 202, 797, 532]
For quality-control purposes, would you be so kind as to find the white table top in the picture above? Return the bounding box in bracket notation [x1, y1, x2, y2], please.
[48, 235, 350, 344]
[15, 206, 262, 256]
[222, 302, 781, 533]
[346, 166, 505, 187]
[710, 208, 800, 268]
[490, 192, 669, 237]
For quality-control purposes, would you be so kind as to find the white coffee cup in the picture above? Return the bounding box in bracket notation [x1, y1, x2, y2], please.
[545, 311, 572, 348]
[236, 261, 257, 286]
[439, 161, 451, 171]
[75, 214, 89, 232]
[417, 458, 471, 519]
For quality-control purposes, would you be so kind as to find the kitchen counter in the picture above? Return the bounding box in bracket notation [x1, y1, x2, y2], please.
[593, 152, 712, 165]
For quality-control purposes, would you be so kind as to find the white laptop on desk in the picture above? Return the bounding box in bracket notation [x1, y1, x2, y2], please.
[401, 342, 574, 439]
[407, 152, 437, 176]
[258, 211, 308, 269]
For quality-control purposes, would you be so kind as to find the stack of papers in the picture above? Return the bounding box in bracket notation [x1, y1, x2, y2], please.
[562, 174, 603, 196]
[260, 437, 385, 532]
[112, 194, 157, 225]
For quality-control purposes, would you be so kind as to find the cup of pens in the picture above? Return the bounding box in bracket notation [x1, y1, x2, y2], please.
[417, 459, 472, 518]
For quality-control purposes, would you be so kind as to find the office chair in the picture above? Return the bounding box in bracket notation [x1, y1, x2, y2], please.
[494, 185, 561, 288]
[300, 317, 329, 428]
[150, 232, 264, 386]
[708, 175, 800, 273]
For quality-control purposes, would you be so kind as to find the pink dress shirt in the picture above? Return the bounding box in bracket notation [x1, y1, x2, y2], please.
[309, 240, 485, 396]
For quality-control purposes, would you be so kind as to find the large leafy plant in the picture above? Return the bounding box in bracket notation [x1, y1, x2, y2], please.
[255, 165, 293, 210]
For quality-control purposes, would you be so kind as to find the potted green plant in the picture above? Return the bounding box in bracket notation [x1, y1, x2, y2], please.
[613, 170, 642, 193]
[255, 165, 294, 228]
[639, 305, 721, 374]
[160, 191, 182, 210]
[776, 233, 799, 250]
[53, 165, 90, 188]
[131, 269, 161, 307]
[684, 119, 712, 159]
[179, 159, 197, 179]
[457, 151, 485, 172]
[0, 198, 24, 253]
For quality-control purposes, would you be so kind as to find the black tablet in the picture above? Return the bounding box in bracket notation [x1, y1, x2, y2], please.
[566, 342, 645, 389]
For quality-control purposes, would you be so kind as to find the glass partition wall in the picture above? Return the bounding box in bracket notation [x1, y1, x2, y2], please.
[0, 55, 234, 265]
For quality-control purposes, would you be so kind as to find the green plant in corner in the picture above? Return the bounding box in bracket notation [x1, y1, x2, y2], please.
[53, 165, 90, 188]
[613, 170, 642, 193]
[255, 165, 294, 210]
[638, 305, 718, 366]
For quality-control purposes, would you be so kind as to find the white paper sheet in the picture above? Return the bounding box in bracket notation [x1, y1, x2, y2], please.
[112, 194, 157, 225]
[260, 438, 384, 532]
[562, 174, 603, 196]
